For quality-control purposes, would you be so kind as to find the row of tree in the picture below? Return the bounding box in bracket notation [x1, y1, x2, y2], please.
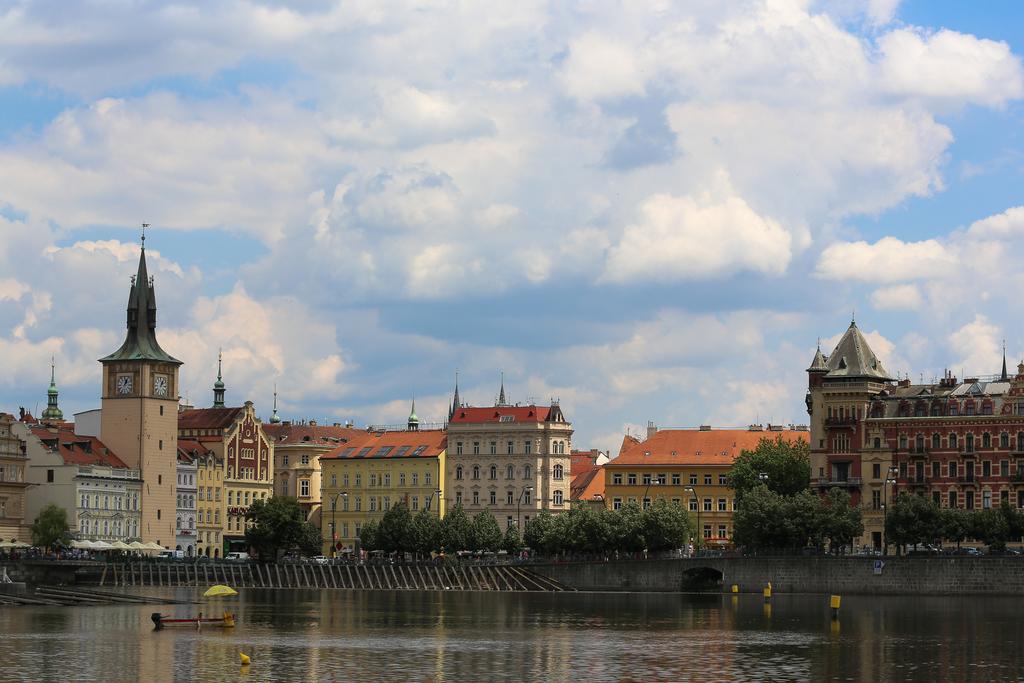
[885, 493, 1024, 552]
[360, 499, 695, 557]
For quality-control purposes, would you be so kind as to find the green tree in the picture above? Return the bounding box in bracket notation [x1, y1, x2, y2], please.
[523, 510, 554, 551]
[820, 488, 863, 553]
[359, 519, 379, 552]
[972, 508, 1010, 551]
[609, 502, 647, 553]
[245, 497, 317, 561]
[297, 521, 323, 556]
[884, 494, 940, 553]
[31, 504, 71, 550]
[409, 508, 441, 557]
[440, 504, 471, 551]
[939, 507, 970, 549]
[501, 524, 523, 555]
[470, 510, 503, 552]
[642, 499, 692, 551]
[728, 436, 811, 501]
[378, 502, 413, 554]
[732, 485, 786, 551]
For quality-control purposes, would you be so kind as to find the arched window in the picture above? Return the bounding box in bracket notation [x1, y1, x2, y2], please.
[472, 466, 480, 480]
[982, 432, 991, 448]
[932, 433, 941, 450]
[176, 516, 182, 530]
[524, 465, 532, 479]
[873, 437, 881, 449]
[489, 465, 497, 480]
[1001, 432, 1010, 449]
[553, 490, 563, 505]
[506, 465, 515, 480]
[966, 433, 975, 453]
[456, 466, 463, 480]
[553, 464, 564, 481]
[949, 433, 958, 449]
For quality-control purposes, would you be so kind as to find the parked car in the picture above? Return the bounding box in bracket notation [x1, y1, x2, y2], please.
[958, 547, 982, 556]
[225, 551, 250, 562]
[312, 555, 330, 565]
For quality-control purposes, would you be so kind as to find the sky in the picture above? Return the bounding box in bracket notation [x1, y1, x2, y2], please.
[1, 0, 1023, 455]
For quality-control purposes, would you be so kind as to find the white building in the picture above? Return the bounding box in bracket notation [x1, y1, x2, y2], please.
[176, 449, 198, 556]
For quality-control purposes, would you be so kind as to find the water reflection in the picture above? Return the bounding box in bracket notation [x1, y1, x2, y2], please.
[0, 589, 1022, 681]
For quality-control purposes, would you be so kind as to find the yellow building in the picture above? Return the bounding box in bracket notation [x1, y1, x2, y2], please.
[182, 440, 225, 558]
[320, 428, 446, 555]
[604, 426, 808, 546]
[263, 418, 363, 526]
[178, 401, 273, 555]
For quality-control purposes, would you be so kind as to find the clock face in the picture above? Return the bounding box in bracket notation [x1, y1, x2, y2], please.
[153, 375, 168, 397]
[116, 374, 133, 395]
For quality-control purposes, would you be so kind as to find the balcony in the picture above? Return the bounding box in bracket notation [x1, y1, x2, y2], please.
[824, 416, 858, 427]
[816, 477, 861, 488]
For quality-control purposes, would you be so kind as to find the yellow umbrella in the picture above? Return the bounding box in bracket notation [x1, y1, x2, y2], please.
[203, 584, 238, 598]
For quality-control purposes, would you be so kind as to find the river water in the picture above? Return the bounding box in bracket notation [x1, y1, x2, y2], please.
[1, 588, 1022, 682]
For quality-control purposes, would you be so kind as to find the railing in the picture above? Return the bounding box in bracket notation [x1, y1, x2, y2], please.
[824, 416, 858, 426]
[815, 477, 861, 487]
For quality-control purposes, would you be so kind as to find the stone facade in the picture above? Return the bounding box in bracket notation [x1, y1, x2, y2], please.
[0, 413, 30, 542]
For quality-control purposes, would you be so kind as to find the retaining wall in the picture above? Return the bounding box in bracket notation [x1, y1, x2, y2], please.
[530, 556, 1024, 595]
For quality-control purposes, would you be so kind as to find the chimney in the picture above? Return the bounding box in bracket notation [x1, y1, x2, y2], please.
[699, 425, 711, 431]
[647, 421, 658, 440]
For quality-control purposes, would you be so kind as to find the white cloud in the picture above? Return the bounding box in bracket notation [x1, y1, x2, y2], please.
[878, 28, 1024, 107]
[949, 315, 1003, 378]
[561, 32, 647, 101]
[967, 205, 1024, 239]
[816, 236, 957, 282]
[871, 284, 924, 311]
[603, 189, 792, 283]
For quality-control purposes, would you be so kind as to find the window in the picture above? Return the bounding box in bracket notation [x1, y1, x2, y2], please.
[301, 454, 310, 465]
[553, 465, 564, 481]
[412, 473, 418, 485]
[671, 474, 681, 485]
[456, 466, 464, 480]
[966, 491, 975, 509]
[455, 491, 462, 505]
[524, 441, 532, 455]
[703, 525, 711, 539]
[425, 472, 432, 485]
[473, 442, 480, 454]
[718, 525, 727, 539]
[983, 433, 992, 449]
[627, 473, 637, 485]
[524, 465, 532, 479]
[507, 441, 514, 455]
[1001, 433, 1010, 449]
[489, 442, 497, 455]
[283, 455, 289, 466]
[932, 434, 941, 450]
[613, 498, 622, 510]
[871, 489, 881, 510]
[689, 499, 698, 512]
[948, 461, 958, 478]
[523, 490, 532, 505]
[355, 497, 362, 511]
[689, 474, 697, 485]
[983, 461, 991, 478]
[507, 465, 515, 480]
[718, 498, 727, 511]
[489, 465, 497, 480]
[331, 474, 337, 487]
[456, 442, 463, 455]
[718, 474, 727, 485]
[966, 434, 975, 453]
[1001, 460, 1009, 477]
[370, 473, 377, 487]
[703, 498, 712, 512]
[489, 491, 496, 505]
[553, 490, 564, 505]
[300, 480, 310, 497]
[932, 461, 940, 479]
[472, 466, 480, 480]
[950, 434, 959, 449]
[47, 469, 54, 483]
[472, 491, 480, 505]
[703, 474, 711, 486]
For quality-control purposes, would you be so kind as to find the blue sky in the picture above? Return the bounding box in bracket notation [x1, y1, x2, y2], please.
[1, 0, 1024, 453]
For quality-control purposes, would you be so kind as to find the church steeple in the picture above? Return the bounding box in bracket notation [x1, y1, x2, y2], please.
[1002, 340, 1009, 381]
[497, 371, 507, 406]
[213, 349, 225, 408]
[408, 398, 419, 431]
[99, 228, 182, 365]
[41, 357, 63, 422]
[269, 383, 281, 424]
[449, 372, 460, 421]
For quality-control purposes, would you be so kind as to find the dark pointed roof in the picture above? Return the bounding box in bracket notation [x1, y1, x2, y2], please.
[807, 342, 828, 372]
[824, 321, 890, 380]
[100, 245, 182, 365]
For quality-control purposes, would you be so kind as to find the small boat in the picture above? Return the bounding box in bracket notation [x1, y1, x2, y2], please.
[151, 611, 235, 630]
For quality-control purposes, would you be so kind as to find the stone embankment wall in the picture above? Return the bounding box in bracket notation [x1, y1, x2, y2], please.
[531, 557, 1024, 595]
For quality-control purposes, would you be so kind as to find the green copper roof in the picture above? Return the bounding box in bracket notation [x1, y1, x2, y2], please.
[41, 359, 64, 421]
[99, 245, 182, 365]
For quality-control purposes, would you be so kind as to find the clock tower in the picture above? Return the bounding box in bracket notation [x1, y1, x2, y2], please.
[99, 235, 182, 546]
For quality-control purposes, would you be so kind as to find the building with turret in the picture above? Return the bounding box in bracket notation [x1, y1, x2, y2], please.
[97, 236, 182, 546]
[40, 360, 64, 423]
[808, 319, 1024, 550]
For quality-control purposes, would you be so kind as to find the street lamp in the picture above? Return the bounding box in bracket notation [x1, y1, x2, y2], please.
[684, 485, 700, 550]
[758, 472, 769, 485]
[517, 485, 534, 535]
[642, 477, 662, 509]
[330, 491, 348, 557]
[425, 488, 443, 513]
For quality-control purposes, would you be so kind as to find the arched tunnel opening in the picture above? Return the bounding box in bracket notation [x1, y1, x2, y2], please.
[681, 566, 724, 592]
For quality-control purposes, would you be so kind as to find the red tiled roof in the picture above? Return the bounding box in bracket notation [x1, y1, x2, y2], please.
[177, 439, 212, 459]
[178, 407, 244, 430]
[263, 423, 364, 446]
[570, 466, 605, 501]
[571, 449, 602, 476]
[448, 406, 552, 424]
[610, 429, 808, 466]
[618, 434, 641, 458]
[322, 429, 447, 460]
[29, 426, 129, 468]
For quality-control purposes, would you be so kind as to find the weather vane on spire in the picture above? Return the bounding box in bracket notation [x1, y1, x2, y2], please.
[141, 223, 149, 247]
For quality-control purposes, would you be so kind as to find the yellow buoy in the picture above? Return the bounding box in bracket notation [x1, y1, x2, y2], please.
[731, 584, 739, 593]
[239, 652, 251, 666]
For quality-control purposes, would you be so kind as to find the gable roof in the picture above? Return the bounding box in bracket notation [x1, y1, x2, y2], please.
[262, 422, 364, 447]
[321, 429, 446, 461]
[449, 405, 553, 424]
[610, 428, 808, 467]
[570, 466, 605, 502]
[28, 425, 129, 468]
[178, 407, 244, 430]
[824, 321, 891, 380]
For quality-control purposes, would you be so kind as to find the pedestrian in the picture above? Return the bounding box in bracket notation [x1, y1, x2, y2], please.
[196, 611, 202, 632]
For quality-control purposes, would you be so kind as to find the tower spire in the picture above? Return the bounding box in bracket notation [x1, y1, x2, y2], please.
[270, 383, 281, 424]
[497, 371, 507, 406]
[41, 356, 63, 422]
[449, 371, 460, 421]
[408, 397, 419, 431]
[212, 348, 225, 408]
[1002, 340, 1009, 381]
